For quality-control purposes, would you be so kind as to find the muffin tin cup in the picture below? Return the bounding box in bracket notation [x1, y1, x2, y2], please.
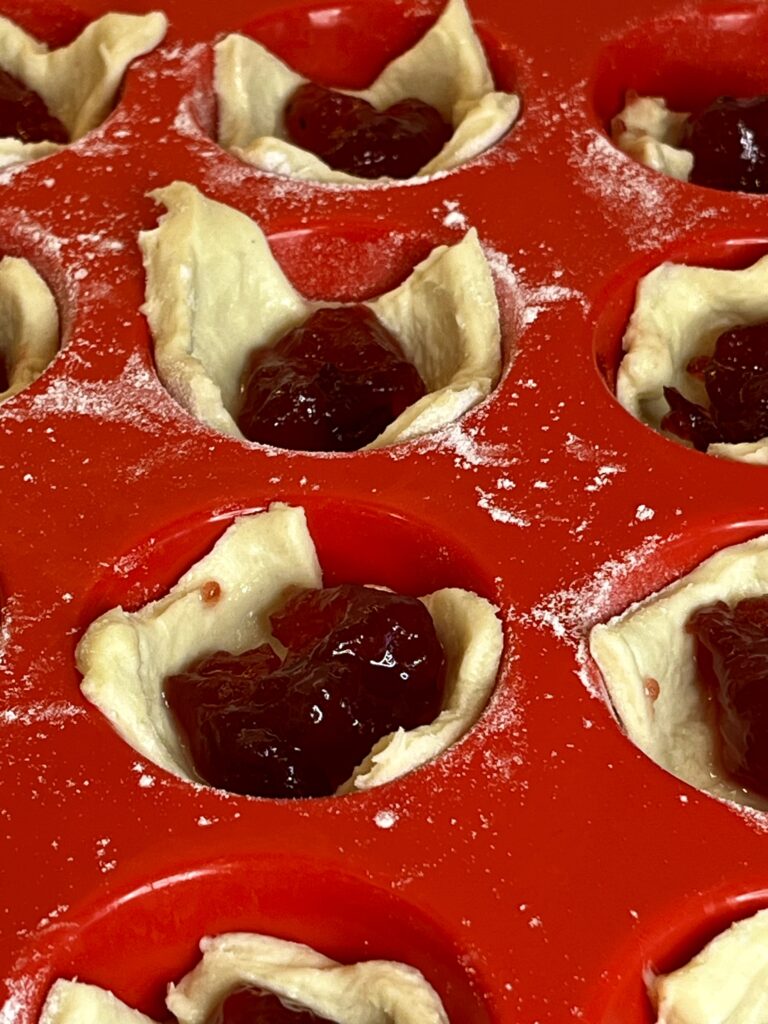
[6, 0, 768, 1021]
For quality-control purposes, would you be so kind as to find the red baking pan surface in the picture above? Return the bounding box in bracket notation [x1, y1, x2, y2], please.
[3, 0, 768, 1021]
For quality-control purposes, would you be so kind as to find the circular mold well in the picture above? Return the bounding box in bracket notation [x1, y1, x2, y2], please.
[146, 214, 521, 453]
[593, 3, 768, 137]
[13, 857, 496, 1024]
[592, 231, 768, 455]
[77, 496, 504, 800]
[590, 886, 768, 1024]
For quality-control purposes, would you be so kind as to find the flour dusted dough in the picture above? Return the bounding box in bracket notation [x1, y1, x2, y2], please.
[0, 11, 167, 167]
[610, 93, 693, 181]
[214, 0, 519, 183]
[589, 534, 768, 810]
[616, 254, 768, 463]
[650, 909, 768, 1024]
[140, 181, 501, 449]
[77, 504, 502, 793]
[0, 256, 58, 403]
[39, 934, 449, 1024]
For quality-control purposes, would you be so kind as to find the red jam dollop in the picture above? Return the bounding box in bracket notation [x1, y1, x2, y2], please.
[0, 352, 7, 392]
[661, 322, 768, 450]
[688, 596, 768, 796]
[284, 82, 452, 179]
[0, 69, 68, 144]
[238, 305, 426, 452]
[208, 986, 331, 1024]
[165, 584, 446, 798]
[683, 96, 768, 193]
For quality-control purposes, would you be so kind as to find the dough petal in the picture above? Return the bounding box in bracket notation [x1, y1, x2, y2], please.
[339, 587, 503, 792]
[365, 228, 501, 448]
[651, 909, 768, 1024]
[589, 534, 768, 810]
[214, 0, 519, 182]
[39, 979, 160, 1024]
[77, 505, 323, 780]
[610, 94, 693, 181]
[0, 11, 167, 154]
[616, 254, 768, 462]
[139, 180, 309, 435]
[167, 933, 449, 1024]
[0, 255, 59, 403]
[140, 183, 501, 448]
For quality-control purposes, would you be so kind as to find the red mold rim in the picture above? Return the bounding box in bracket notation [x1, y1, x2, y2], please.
[9, 856, 496, 1024]
[590, 884, 768, 1024]
[591, 1, 768, 190]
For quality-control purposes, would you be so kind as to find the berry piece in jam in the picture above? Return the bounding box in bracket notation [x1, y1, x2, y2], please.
[284, 82, 452, 179]
[0, 352, 7, 392]
[208, 986, 332, 1024]
[661, 322, 768, 450]
[682, 96, 768, 193]
[165, 584, 446, 798]
[238, 305, 426, 452]
[0, 69, 68, 144]
[688, 596, 768, 797]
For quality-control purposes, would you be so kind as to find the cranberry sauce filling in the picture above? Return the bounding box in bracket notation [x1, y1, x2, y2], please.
[238, 304, 426, 452]
[208, 986, 332, 1024]
[0, 69, 68, 144]
[688, 596, 768, 796]
[0, 352, 8, 392]
[682, 96, 768, 193]
[165, 584, 446, 799]
[284, 82, 452, 179]
[661, 322, 768, 450]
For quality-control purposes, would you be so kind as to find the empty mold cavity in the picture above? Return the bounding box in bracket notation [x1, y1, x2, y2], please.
[593, 4, 768, 189]
[211, 0, 520, 183]
[77, 499, 504, 801]
[140, 184, 518, 453]
[588, 517, 768, 812]
[592, 888, 768, 1024]
[21, 859, 495, 1024]
[593, 233, 768, 462]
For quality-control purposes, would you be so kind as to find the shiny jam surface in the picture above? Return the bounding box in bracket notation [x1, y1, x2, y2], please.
[661, 322, 768, 450]
[283, 82, 452, 179]
[0, 69, 68, 143]
[238, 304, 426, 452]
[208, 986, 332, 1024]
[688, 595, 768, 796]
[683, 95, 768, 192]
[165, 584, 446, 798]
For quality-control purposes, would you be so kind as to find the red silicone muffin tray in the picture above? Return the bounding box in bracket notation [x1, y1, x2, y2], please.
[3, 0, 768, 1021]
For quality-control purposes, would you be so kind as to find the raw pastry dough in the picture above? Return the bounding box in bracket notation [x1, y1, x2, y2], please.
[39, 934, 449, 1024]
[649, 908, 768, 1024]
[589, 533, 768, 811]
[139, 181, 502, 449]
[616, 254, 768, 463]
[214, 0, 519, 183]
[77, 504, 503, 794]
[610, 93, 694, 181]
[40, 980, 158, 1024]
[0, 11, 167, 167]
[0, 256, 59, 403]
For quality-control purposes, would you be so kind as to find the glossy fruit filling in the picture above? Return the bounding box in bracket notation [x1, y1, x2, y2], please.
[682, 96, 768, 193]
[0, 352, 7, 392]
[284, 82, 452, 179]
[688, 595, 768, 796]
[0, 69, 68, 144]
[238, 304, 426, 452]
[165, 584, 446, 798]
[207, 986, 331, 1024]
[661, 322, 768, 450]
